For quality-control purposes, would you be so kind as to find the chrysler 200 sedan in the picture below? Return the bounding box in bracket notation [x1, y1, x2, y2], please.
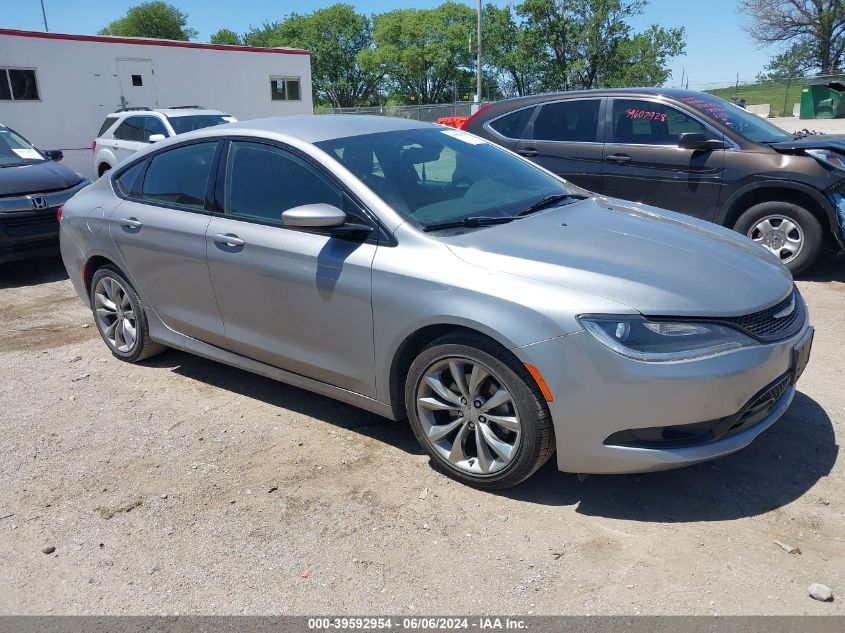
[59, 116, 813, 489]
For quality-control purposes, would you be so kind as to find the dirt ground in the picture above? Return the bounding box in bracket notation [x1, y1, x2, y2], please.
[0, 254, 842, 616]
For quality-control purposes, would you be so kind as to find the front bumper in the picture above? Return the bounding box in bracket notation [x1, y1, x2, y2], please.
[0, 181, 89, 264]
[517, 310, 812, 475]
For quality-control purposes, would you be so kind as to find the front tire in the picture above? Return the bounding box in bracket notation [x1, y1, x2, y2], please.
[89, 265, 166, 362]
[733, 201, 823, 275]
[405, 333, 555, 489]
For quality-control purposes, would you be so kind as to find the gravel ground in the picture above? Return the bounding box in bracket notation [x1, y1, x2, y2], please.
[0, 255, 843, 615]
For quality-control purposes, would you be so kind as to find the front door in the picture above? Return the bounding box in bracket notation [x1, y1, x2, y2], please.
[116, 59, 158, 108]
[512, 98, 604, 193]
[601, 98, 726, 220]
[109, 141, 226, 346]
[205, 140, 378, 397]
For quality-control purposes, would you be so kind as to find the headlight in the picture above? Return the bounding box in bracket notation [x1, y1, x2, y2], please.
[578, 315, 756, 362]
[806, 148, 845, 171]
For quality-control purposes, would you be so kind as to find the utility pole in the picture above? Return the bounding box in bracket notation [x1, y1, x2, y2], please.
[40, 0, 49, 32]
[476, 0, 482, 104]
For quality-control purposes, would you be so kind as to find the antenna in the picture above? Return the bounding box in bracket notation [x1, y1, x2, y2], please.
[40, 0, 49, 32]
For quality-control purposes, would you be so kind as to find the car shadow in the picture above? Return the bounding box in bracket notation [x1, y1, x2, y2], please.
[0, 256, 68, 289]
[144, 349, 423, 455]
[501, 391, 837, 521]
[146, 350, 836, 522]
[801, 250, 845, 283]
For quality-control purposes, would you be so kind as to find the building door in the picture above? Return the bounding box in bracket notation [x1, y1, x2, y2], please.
[116, 59, 158, 108]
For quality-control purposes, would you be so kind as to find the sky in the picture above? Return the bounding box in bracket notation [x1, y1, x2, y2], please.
[6, 0, 774, 89]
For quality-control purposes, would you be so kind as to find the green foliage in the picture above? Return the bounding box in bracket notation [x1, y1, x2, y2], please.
[758, 39, 817, 80]
[243, 5, 381, 107]
[482, 3, 545, 96]
[99, 1, 197, 41]
[210, 29, 242, 46]
[363, 2, 477, 104]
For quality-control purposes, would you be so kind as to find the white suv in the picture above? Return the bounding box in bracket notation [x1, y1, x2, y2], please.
[93, 106, 236, 177]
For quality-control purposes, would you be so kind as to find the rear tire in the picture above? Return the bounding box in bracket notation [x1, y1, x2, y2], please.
[89, 265, 166, 363]
[404, 333, 555, 489]
[97, 163, 111, 178]
[733, 201, 824, 276]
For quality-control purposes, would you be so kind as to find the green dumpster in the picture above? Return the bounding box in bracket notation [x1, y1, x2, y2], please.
[800, 82, 845, 119]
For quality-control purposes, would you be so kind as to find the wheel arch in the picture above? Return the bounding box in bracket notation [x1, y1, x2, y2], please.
[386, 322, 523, 421]
[83, 254, 123, 299]
[717, 181, 838, 239]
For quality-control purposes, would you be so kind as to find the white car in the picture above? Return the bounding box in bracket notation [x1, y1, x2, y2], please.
[93, 106, 236, 177]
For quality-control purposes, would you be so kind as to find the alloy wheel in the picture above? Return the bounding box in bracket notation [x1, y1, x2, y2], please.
[748, 214, 804, 264]
[93, 276, 138, 353]
[415, 357, 521, 475]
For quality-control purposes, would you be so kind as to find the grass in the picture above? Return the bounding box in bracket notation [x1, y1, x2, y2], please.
[707, 80, 807, 118]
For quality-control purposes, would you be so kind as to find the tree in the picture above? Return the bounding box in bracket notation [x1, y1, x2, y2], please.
[482, 4, 545, 96]
[740, 0, 845, 74]
[758, 39, 818, 79]
[99, 1, 197, 41]
[364, 2, 477, 104]
[516, 0, 684, 91]
[210, 29, 242, 46]
[243, 5, 381, 107]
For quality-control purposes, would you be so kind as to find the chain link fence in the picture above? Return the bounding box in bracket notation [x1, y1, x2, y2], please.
[316, 102, 477, 122]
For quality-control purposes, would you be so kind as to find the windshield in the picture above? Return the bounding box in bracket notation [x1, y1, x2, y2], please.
[166, 114, 231, 135]
[678, 94, 791, 143]
[0, 127, 46, 167]
[315, 127, 575, 229]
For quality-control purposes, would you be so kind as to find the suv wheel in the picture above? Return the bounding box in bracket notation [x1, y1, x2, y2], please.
[89, 265, 166, 362]
[405, 333, 555, 489]
[734, 201, 823, 275]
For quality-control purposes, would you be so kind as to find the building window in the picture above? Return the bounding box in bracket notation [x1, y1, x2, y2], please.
[270, 76, 301, 101]
[131, 74, 143, 87]
[0, 68, 40, 101]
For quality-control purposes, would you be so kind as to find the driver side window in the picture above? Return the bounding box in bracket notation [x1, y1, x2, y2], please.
[611, 99, 711, 146]
[224, 141, 342, 225]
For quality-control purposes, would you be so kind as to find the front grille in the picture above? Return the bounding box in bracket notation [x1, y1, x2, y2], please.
[719, 290, 804, 342]
[748, 372, 792, 410]
[0, 213, 59, 237]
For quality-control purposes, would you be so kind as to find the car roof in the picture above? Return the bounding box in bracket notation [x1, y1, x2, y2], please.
[485, 88, 721, 110]
[204, 115, 432, 144]
[154, 108, 229, 117]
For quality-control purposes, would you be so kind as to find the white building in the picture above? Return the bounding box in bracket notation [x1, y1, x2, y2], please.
[0, 28, 313, 177]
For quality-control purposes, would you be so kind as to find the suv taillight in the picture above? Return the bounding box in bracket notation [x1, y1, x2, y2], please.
[91, 140, 96, 152]
[57, 205, 64, 223]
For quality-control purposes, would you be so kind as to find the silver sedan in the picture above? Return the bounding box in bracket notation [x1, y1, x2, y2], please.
[59, 115, 814, 489]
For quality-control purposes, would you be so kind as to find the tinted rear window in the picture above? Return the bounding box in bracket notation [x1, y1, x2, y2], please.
[528, 100, 600, 142]
[166, 115, 230, 135]
[141, 142, 217, 210]
[98, 116, 118, 137]
[114, 117, 144, 142]
[488, 107, 535, 139]
[115, 160, 146, 194]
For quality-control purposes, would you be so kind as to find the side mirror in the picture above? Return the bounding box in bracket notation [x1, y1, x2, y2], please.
[43, 149, 63, 161]
[282, 203, 373, 237]
[148, 134, 166, 143]
[678, 132, 725, 151]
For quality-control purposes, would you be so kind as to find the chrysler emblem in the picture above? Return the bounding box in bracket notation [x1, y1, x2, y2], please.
[29, 196, 48, 210]
[773, 296, 796, 319]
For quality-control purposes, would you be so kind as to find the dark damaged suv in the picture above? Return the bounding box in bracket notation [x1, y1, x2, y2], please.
[462, 89, 845, 274]
[0, 124, 90, 265]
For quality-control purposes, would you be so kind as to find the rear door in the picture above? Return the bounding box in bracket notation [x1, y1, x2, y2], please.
[116, 59, 158, 108]
[111, 116, 147, 163]
[601, 98, 726, 220]
[109, 141, 226, 346]
[512, 98, 604, 192]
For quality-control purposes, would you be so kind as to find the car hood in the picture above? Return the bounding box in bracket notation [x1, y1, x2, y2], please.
[770, 134, 845, 153]
[439, 196, 793, 318]
[0, 160, 84, 196]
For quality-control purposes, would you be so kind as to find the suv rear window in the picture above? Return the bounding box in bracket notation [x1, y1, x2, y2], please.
[488, 107, 535, 139]
[113, 117, 145, 142]
[98, 116, 118, 137]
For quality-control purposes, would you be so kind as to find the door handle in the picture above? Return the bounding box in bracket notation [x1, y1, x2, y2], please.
[211, 233, 245, 248]
[606, 153, 632, 164]
[517, 147, 539, 157]
[119, 217, 142, 229]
